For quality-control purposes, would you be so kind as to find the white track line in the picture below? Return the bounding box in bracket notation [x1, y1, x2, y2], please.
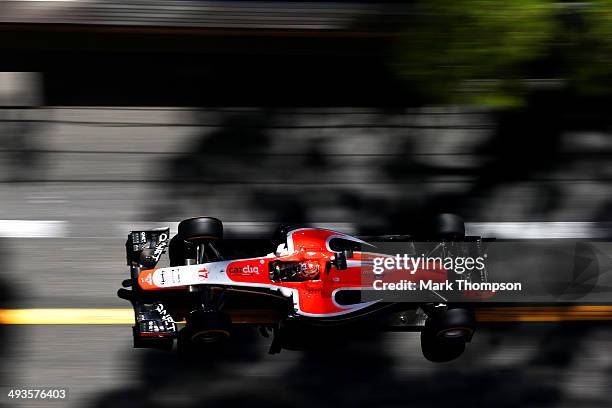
[118, 222, 357, 238]
[124, 221, 611, 239]
[0, 220, 67, 238]
[0, 220, 608, 239]
[465, 222, 611, 239]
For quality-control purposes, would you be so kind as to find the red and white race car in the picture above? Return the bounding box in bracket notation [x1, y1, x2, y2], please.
[118, 216, 489, 362]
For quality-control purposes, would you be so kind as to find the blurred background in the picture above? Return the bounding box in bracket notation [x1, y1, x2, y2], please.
[2, 0, 612, 406]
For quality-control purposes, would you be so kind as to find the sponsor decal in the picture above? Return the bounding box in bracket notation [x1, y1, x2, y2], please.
[142, 273, 153, 286]
[155, 303, 176, 326]
[151, 233, 168, 262]
[171, 269, 181, 284]
[229, 265, 260, 276]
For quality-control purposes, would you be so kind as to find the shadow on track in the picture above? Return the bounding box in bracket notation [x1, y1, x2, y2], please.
[115, 103, 612, 407]
[0, 239, 19, 390]
[88, 325, 611, 408]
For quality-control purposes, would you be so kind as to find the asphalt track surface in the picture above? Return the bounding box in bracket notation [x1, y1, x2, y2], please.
[4, 324, 612, 408]
[2, 107, 612, 407]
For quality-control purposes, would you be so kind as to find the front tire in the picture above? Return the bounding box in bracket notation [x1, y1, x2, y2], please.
[178, 217, 223, 241]
[427, 307, 475, 340]
[420, 329, 466, 362]
[420, 307, 474, 362]
[170, 217, 223, 266]
[177, 311, 231, 357]
[186, 310, 231, 344]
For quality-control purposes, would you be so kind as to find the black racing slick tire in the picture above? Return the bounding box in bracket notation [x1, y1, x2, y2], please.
[434, 213, 465, 239]
[420, 329, 466, 363]
[186, 310, 231, 344]
[420, 308, 474, 362]
[178, 217, 223, 241]
[427, 307, 475, 340]
[177, 311, 231, 356]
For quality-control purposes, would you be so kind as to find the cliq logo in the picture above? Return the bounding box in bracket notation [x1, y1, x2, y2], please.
[229, 264, 260, 276]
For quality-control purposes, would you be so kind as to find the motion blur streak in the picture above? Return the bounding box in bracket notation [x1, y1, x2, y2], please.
[0, 309, 134, 324]
[0, 220, 67, 238]
[0, 0, 406, 31]
[5, 2, 612, 407]
[476, 306, 612, 322]
[3, 307, 612, 324]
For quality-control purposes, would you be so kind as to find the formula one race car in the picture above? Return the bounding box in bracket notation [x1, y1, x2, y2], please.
[118, 215, 490, 362]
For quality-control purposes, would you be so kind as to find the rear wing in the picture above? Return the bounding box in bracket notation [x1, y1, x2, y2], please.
[125, 227, 170, 269]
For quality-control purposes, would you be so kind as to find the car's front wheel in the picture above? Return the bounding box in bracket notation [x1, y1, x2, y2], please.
[420, 307, 474, 362]
[420, 329, 466, 362]
[178, 217, 223, 241]
[177, 311, 231, 356]
[170, 217, 223, 266]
